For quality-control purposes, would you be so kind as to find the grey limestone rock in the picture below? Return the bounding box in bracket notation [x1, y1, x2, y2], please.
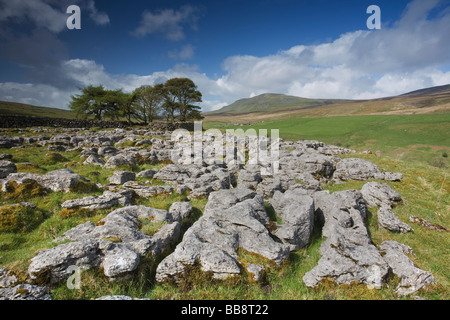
[31, 205, 181, 283]
[61, 190, 133, 210]
[3, 169, 92, 193]
[269, 190, 315, 251]
[379, 240, 434, 296]
[156, 189, 290, 283]
[361, 181, 402, 208]
[0, 160, 17, 179]
[377, 207, 413, 233]
[109, 171, 136, 185]
[0, 284, 51, 300]
[303, 189, 389, 288]
[104, 154, 136, 169]
[333, 158, 385, 182]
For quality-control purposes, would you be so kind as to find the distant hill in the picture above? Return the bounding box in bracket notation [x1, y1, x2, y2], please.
[207, 93, 351, 115]
[205, 84, 450, 121]
[0, 101, 76, 119]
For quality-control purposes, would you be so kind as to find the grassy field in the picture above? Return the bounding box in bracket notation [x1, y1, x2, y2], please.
[204, 113, 450, 167]
[0, 114, 449, 300]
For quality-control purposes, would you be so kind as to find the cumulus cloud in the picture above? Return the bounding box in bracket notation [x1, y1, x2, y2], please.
[132, 5, 200, 41]
[212, 0, 450, 103]
[1, 0, 449, 113]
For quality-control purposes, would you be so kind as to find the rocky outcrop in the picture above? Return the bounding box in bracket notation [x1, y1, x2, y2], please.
[156, 189, 290, 283]
[29, 204, 187, 283]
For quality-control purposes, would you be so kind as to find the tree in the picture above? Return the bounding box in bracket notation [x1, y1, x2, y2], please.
[69, 85, 108, 120]
[164, 78, 202, 122]
[102, 89, 125, 121]
[118, 91, 138, 124]
[134, 84, 164, 124]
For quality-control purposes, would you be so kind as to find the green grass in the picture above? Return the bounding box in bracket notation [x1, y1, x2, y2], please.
[0, 115, 449, 300]
[205, 113, 450, 166]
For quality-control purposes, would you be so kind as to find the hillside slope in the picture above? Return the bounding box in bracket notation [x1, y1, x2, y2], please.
[207, 93, 350, 115]
[0, 101, 75, 119]
[205, 84, 450, 121]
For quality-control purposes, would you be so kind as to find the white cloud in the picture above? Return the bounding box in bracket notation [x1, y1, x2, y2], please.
[1, 0, 449, 113]
[132, 5, 200, 41]
[168, 44, 195, 60]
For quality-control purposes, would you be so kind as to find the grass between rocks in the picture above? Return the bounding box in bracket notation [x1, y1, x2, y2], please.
[1, 118, 449, 300]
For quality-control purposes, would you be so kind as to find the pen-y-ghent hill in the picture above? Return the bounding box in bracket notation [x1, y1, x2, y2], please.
[0, 84, 448, 300]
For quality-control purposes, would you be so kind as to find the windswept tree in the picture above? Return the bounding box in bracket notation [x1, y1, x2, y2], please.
[134, 84, 164, 124]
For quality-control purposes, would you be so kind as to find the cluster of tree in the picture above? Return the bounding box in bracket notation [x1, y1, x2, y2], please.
[69, 78, 203, 123]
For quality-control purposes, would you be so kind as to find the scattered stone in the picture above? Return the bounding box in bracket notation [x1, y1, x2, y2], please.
[109, 171, 136, 185]
[379, 241, 434, 296]
[0, 284, 51, 300]
[136, 169, 157, 179]
[0, 160, 17, 179]
[360, 182, 402, 208]
[61, 190, 133, 211]
[104, 154, 136, 169]
[409, 216, 448, 232]
[32, 205, 182, 283]
[83, 154, 106, 166]
[377, 207, 413, 233]
[0, 267, 18, 288]
[169, 201, 193, 222]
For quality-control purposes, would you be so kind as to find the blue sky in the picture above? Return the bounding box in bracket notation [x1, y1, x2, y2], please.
[0, 0, 449, 111]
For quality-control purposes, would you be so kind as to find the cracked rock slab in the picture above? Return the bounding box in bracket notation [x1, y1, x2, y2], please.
[303, 190, 389, 288]
[379, 241, 434, 296]
[156, 189, 290, 283]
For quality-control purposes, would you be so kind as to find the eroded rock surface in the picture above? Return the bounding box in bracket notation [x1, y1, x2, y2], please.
[156, 188, 290, 282]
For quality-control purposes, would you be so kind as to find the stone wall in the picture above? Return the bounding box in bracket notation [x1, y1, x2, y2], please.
[0, 115, 196, 131]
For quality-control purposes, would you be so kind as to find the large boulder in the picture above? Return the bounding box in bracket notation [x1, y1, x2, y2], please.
[3, 169, 93, 193]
